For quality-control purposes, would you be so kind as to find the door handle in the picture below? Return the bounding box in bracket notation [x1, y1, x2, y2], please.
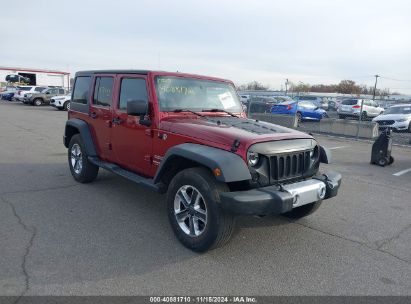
[90, 112, 97, 119]
[112, 117, 123, 125]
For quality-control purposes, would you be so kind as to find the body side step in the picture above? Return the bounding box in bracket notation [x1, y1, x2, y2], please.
[88, 156, 163, 193]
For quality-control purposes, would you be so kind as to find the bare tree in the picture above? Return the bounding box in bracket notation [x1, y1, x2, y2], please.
[237, 81, 269, 90]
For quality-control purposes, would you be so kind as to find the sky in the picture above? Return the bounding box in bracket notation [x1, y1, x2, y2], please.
[1, 0, 411, 93]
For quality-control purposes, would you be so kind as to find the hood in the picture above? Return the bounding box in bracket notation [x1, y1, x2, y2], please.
[160, 115, 313, 148]
[373, 113, 411, 121]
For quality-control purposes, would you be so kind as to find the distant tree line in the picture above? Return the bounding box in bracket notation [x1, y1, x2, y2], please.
[237, 80, 400, 96]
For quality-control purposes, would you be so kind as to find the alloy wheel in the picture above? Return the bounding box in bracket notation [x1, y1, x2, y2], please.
[70, 143, 83, 174]
[174, 185, 207, 237]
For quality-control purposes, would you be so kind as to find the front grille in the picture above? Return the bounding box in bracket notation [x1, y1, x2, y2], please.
[377, 120, 394, 125]
[270, 151, 311, 182]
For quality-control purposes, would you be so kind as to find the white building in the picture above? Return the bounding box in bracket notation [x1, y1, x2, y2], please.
[0, 66, 70, 89]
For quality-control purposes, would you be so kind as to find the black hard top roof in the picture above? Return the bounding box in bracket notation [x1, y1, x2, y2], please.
[76, 70, 150, 76]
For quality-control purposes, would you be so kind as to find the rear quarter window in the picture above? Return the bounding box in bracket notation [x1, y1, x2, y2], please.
[342, 99, 358, 105]
[72, 76, 91, 104]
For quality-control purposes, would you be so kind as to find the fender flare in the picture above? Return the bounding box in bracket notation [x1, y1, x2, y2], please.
[64, 118, 97, 156]
[153, 143, 251, 183]
[319, 146, 332, 164]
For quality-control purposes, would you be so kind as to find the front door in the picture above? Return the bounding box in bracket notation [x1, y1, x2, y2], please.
[111, 75, 153, 176]
[89, 75, 115, 161]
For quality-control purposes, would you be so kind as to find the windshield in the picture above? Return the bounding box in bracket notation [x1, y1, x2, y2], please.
[18, 87, 32, 91]
[155, 76, 242, 113]
[384, 106, 411, 114]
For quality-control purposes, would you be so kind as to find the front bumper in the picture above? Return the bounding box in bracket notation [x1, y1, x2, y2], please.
[376, 121, 410, 131]
[220, 171, 342, 215]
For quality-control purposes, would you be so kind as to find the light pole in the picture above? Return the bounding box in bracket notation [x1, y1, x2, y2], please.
[285, 79, 289, 96]
[372, 74, 380, 101]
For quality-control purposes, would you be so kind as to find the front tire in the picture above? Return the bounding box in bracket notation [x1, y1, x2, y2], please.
[68, 134, 99, 183]
[283, 201, 322, 219]
[167, 167, 235, 252]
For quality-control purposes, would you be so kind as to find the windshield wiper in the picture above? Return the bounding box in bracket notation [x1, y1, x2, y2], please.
[201, 108, 239, 118]
[172, 109, 205, 117]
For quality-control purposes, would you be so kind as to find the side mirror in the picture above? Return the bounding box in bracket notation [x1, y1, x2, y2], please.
[127, 100, 151, 126]
[127, 99, 147, 116]
[46, 91, 50, 95]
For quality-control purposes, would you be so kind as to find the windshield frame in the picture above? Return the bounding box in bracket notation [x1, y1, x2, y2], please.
[154, 75, 243, 114]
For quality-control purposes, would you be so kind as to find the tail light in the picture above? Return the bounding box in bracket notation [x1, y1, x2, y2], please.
[352, 105, 361, 109]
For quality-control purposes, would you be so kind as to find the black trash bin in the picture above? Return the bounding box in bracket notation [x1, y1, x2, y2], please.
[371, 128, 394, 167]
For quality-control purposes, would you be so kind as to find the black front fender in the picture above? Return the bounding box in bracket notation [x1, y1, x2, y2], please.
[153, 143, 251, 183]
[319, 146, 332, 164]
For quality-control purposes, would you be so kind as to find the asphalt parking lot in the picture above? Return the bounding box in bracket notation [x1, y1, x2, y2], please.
[0, 100, 410, 296]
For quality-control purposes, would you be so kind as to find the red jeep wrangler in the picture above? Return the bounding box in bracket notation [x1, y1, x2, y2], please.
[64, 70, 341, 251]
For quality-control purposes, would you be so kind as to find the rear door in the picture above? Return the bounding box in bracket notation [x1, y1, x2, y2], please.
[111, 74, 153, 175]
[89, 75, 115, 161]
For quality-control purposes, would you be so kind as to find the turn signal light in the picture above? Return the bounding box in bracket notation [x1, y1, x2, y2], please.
[213, 168, 222, 177]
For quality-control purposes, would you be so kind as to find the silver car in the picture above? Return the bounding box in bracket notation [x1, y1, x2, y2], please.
[372, 104, 411, 132]
[337, 98, 384, 120]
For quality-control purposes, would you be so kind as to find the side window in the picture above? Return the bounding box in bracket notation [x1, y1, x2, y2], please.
[93, 77, 114, 107]
[59, 89, 65, 94]
[72, 76, 91, 104]
[306, 101, 316, 108]
[119, 78, 148, 110]
[363, 100, 371, 106]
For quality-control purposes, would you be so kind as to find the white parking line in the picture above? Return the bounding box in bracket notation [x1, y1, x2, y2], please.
[328, 146, 349, 150]
[393, 168, 411, 177]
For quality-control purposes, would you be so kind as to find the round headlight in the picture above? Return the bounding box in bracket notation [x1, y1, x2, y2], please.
[247, 152, 259, 167]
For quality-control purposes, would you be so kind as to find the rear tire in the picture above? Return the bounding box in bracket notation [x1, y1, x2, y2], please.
[167, 167, 235, 252]
[68, 134, 99, 183]
[64, 101, 70, 111]
[283, 201, 322, 219]
[33, 98, 42, 106]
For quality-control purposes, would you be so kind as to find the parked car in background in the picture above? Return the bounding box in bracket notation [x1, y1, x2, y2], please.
[239, 95, 249, 104]
[15, 86, 48, 102]
[50, 94, 71, 110]
[0, 90, 15, 101]
[337, 98, 384, 120]
[328, 98, 342, 111]
[372, 104, 411, 132]
[296, 96, 328, 110]
[247, 95, 294, 114]
[24, 87, 68, 106]
[271, 100, 328, 122]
